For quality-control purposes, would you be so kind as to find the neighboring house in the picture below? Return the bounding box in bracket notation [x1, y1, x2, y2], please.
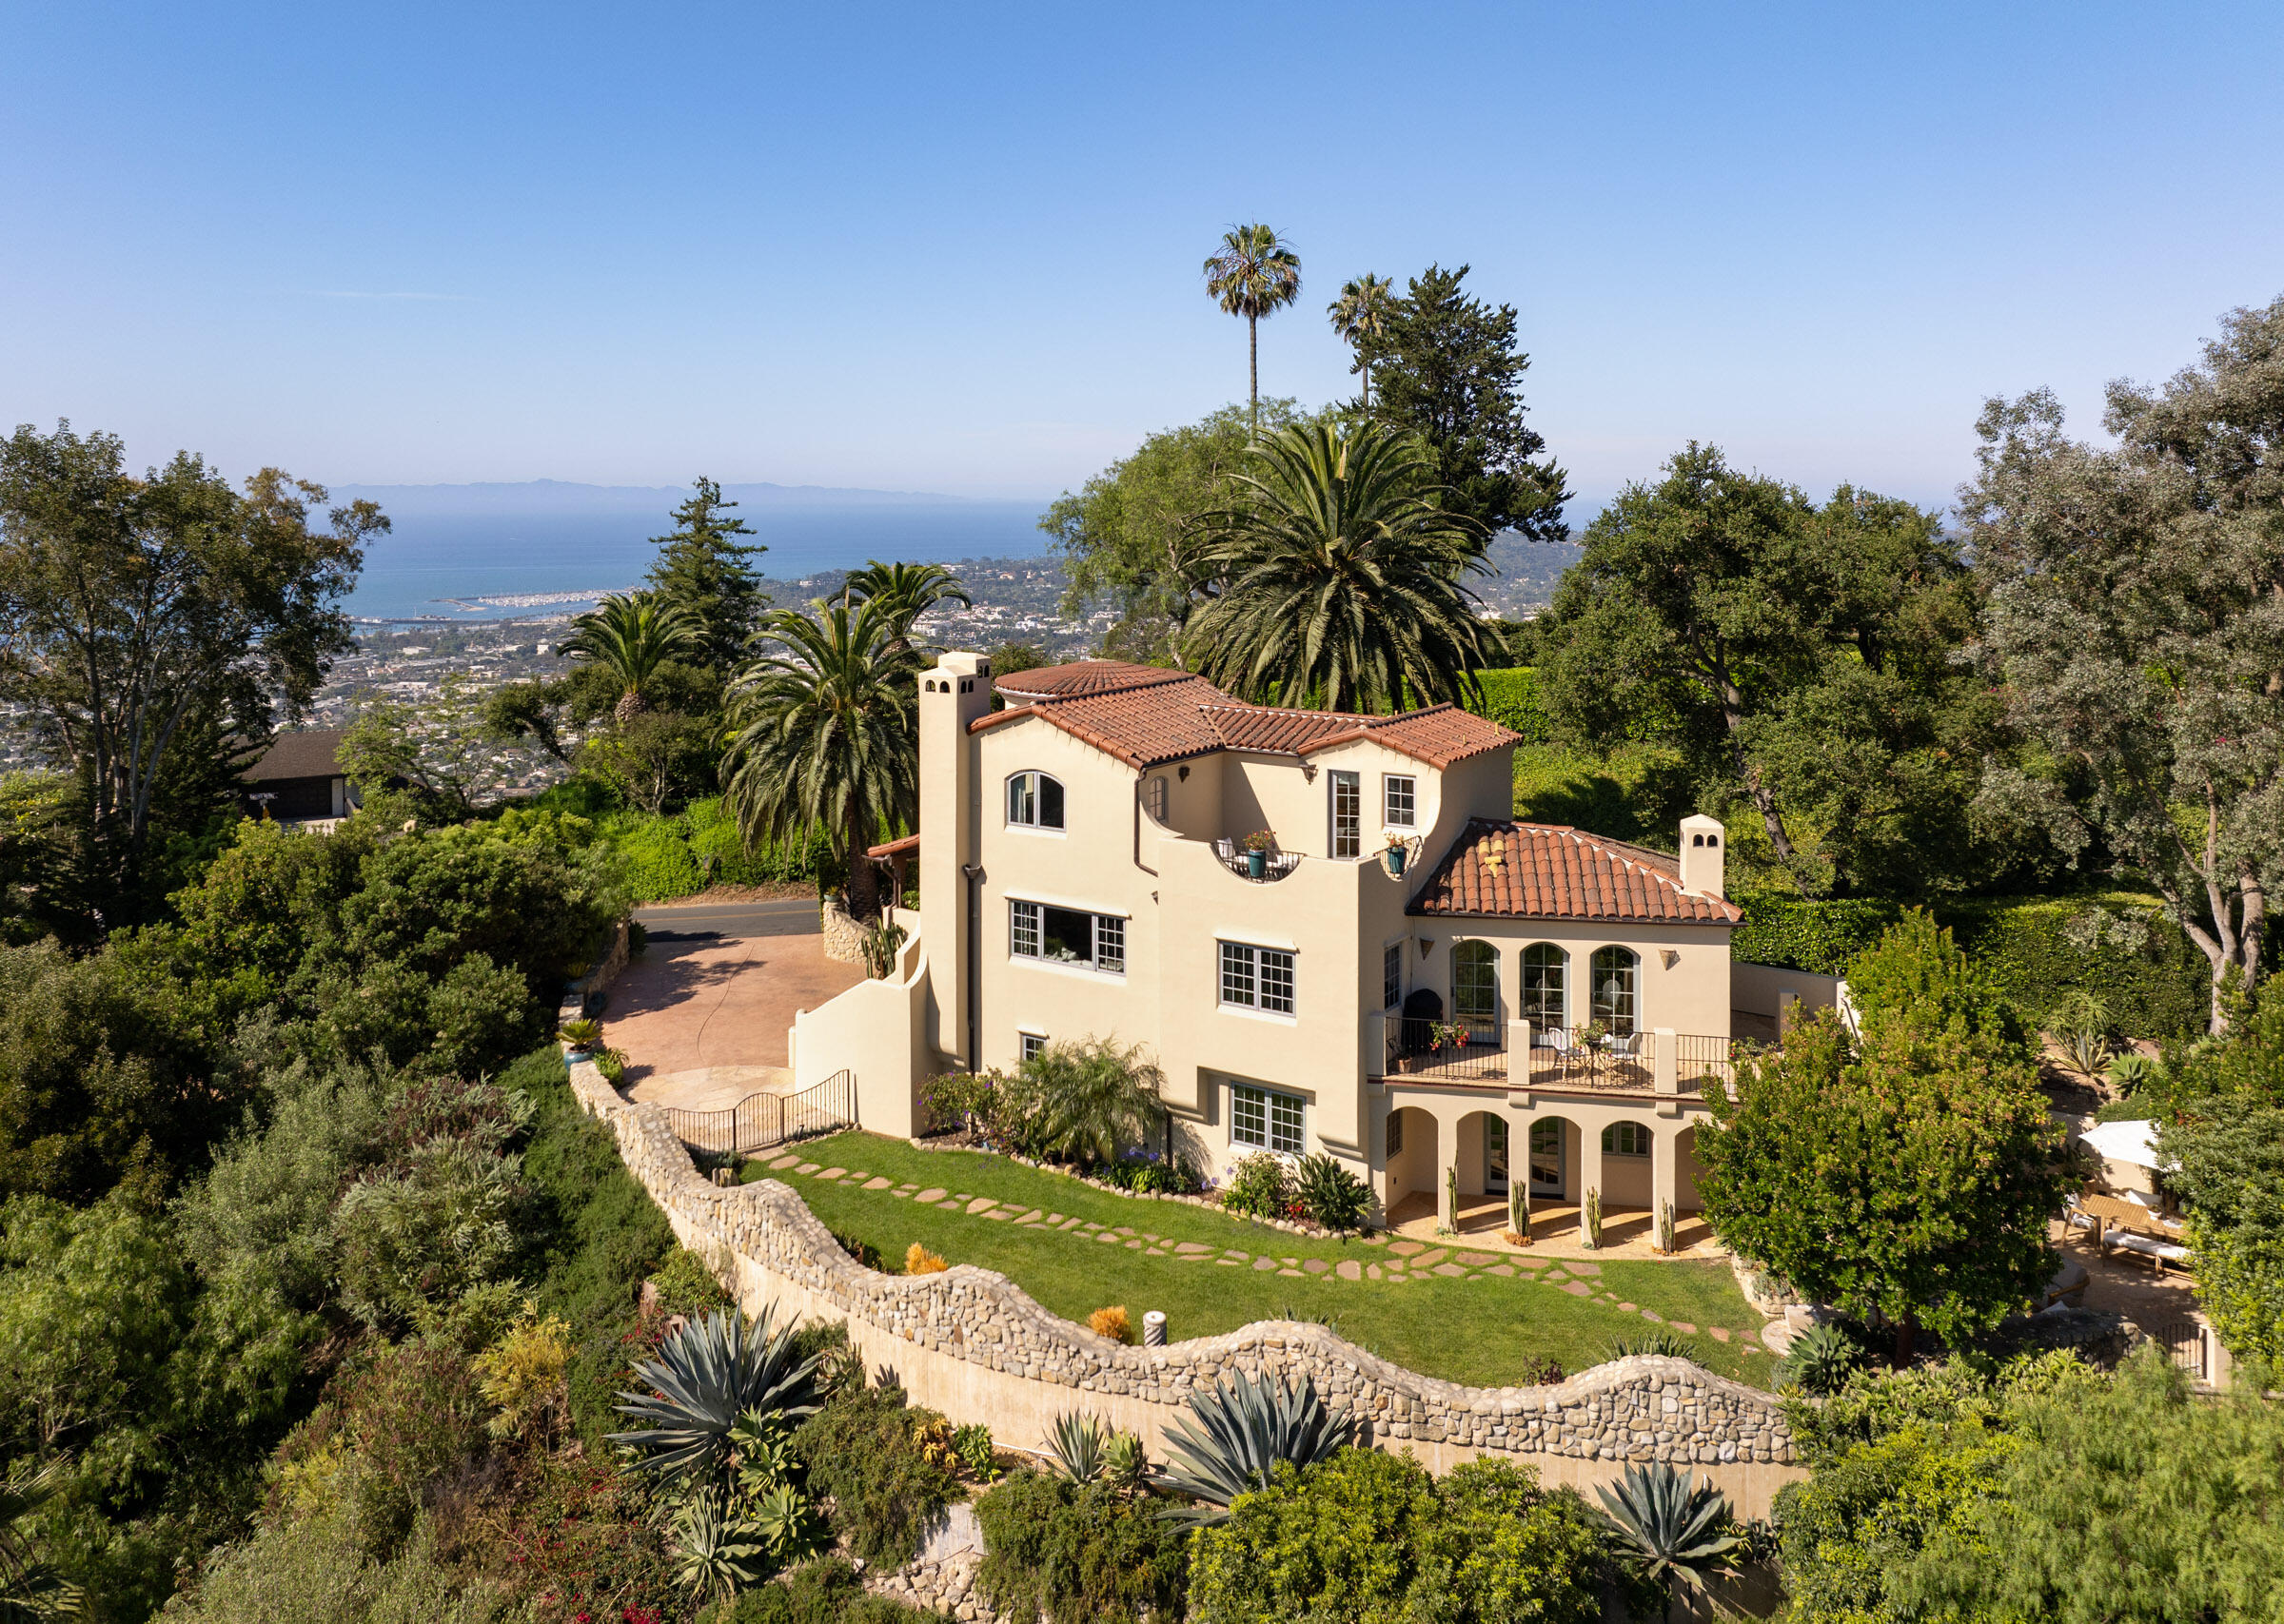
[241, 729, 356, 823]
[799, 654, 1813, 1230]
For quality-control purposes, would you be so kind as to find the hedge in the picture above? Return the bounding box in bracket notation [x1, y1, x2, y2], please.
[1732, 890, 2210, 1041]
[611, 797, 835, 902]
[1464, 666, 1551, 744]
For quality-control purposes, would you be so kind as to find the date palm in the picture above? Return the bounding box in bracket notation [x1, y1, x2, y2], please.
[0, 1458, 83, 1618]
[565, 590, 705, 723]
[1203, 225, 1303, 430]
[721, 599, 917, 920]
[841, 559, 973, 660]
[1328, 273, 1396, 410]
[1184, 421, 1493, 712]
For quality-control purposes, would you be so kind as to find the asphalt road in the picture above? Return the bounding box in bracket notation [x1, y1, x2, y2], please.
[633, 896, 821, 939]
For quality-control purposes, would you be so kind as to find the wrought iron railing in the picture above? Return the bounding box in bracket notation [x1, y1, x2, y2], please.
[1526, 1034, 1657, 1091]
[2143, 1316, 2212, 1382]
[1213, 844, 1305, 883]
[658, 1068, 857, 1157]
[1384, 1018, 1507, 1082]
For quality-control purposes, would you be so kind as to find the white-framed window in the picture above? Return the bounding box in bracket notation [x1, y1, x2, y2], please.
[1523, 943, 1566, 1029]
[1231, 1083, 1305, 1155]
[1145, 775, 1169, 820]
[1451, 940, 1499, 1027]
[1329, 771, 1361, 857]
[1602, 1121, 1652, 1158]
[1009, 900, 1127, 975]
[1006, 771, 1066, 831]
[1591, 946, 1641, 1034]
[1384, 773, 1416, 828]
[1382, 942, 1403, 1010]
[1020, 1031, 1048, 1064]
[1219, 941, 1295, 1014]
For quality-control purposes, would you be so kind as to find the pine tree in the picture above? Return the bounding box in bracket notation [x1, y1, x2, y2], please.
[645, 478, 768, 673]
[1360, 264, 1570, 545]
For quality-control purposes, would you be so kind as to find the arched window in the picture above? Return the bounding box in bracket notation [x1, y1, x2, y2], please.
[1005, 771, 1065, 830]
[1451, 941, 1499, 1027]
[1521, 944, 1566, 1030]
[1590, 946, 1639, 1034]
[1602, 1121, 1652, 1157]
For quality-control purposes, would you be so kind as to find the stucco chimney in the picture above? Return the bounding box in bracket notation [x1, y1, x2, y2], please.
[919, 652, 992, 1067]
[1678, 814, 1725, 899]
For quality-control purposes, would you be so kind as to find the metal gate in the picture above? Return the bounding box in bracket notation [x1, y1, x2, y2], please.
[659, 1069, 856, 1157]
[2144, 1316, 2211, 1381]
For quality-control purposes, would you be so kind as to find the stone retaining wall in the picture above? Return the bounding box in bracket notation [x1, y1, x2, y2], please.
[566, 1060, 1802, 1517]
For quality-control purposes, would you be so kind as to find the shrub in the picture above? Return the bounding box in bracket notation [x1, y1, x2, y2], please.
[1159, 1370, 1357, 1523]
[1219, 1153, 1293, 1221]
[792, 1385, 959, 1569]
[1007, 1039, 1167, 1166]
[1290, 1153, 1371, 1233]
[1936, 894, 2209, 1041]
[1463, 665, 1552, 744]
[608, 1305, 823, 1494]
[975, 1470, 1191, 1624]
[695, 1556, 936, 1624]
[903, 1242, 947, 1276]
[1518, 1356, 1566, 1385]
[473, 1306, 574, 1440]
[1605, 1329, 1698, 1362]
[1096, 1148, 1201, 1194]
[1778, 1321, 1867, 1396]
[648, 1245, 732, 1316]
[1087, 1305, 1133, 1344]
[1730, 891, 1903, 976]
[953, 1423, 999, 1483]
[332, 1341, 492, 1557]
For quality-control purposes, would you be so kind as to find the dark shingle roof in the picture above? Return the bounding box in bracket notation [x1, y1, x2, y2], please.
[1408, 818, 1740, 924]
[243, 730, 348, 783]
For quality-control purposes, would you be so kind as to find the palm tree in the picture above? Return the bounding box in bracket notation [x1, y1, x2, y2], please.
[1183, 421, 1493, 712]
[1328, 273, 1396, 410]
[1203, 225, 1303, 430]
[1010, 1038, 1165, 1167]
[720, 599, 917, 920]
[840, 559, 973, 660]
[0, 1458, 82, 1619]
[565, 590, 706, 723]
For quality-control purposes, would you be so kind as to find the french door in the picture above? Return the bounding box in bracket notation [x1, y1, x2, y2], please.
[1528, 1119, 1565, 1200]
[1485, 1116, 1509, 1191]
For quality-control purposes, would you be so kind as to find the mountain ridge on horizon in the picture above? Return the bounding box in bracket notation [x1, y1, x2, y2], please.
[325, 478, 1044, 514]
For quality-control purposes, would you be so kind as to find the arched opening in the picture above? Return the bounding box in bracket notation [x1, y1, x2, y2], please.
[1380, 1104, 1439, 1223]
[1005, 771, 1065, 830]
[1590, 946, 1640, 1035]
[1450, 940, 1499, 1030]
[1675, 1123, 1703, 1213]
[1522, 943, 1566, 1033]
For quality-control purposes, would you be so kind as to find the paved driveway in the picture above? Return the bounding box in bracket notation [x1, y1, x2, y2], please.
[605, 900, 865, 1108]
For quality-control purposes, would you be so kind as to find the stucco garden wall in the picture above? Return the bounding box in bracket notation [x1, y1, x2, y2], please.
[566, 1059, 1804, 1516]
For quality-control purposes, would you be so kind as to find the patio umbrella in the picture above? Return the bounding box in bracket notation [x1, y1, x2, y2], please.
[2079, 1119, 2176, 1173]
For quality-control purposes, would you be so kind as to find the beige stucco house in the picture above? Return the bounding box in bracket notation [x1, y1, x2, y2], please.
[797, 653, 1776, 1231]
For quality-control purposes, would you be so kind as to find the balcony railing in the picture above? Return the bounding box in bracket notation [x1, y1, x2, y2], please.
[1212, 839, 1304, 883]
[1524, 1030, 1742, 1093]
[1384, 1018, 1507, 1083]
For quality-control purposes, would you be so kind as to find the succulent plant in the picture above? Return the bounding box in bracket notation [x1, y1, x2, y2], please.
[1605, 1329, 1697, 1362]
[669, 1487, 766, 1604]
[1157, 1370, 1357, 1524]
[1046, 1410, 1110, 1483]
[1102, 1430, 1150, 1491]
[1777, 1321, 1865, 1397]
[1591, 1460, 1740, 1600]
[609, 1305, 821, 1491]
[1292, 1152, 1372, 1233]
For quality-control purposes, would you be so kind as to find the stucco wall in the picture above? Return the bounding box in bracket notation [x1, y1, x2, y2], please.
[794, 923, 934, 1139]
[566, 1060, 1803, 1516]
[1732, 961, 1843, 1027]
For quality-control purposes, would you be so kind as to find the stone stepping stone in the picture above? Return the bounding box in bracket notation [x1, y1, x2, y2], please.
[916, 1188, 948, 1203]
[1512, 1256, 1547, 1269]
[1251, 1258, 1277, 1271]
[1708, 1326, 1731, 1342]
[964, 1198, 997, 1214]
[1388, 1241, 1426, 1257]
[1361, 1234, 1388, 1246]
[1058, 1219, 1084, 1230]
[892, 1189, 911, 1198]
[1411, 1248, 1447, 1268]
[1671, 1321, 1696, 1334]
[848, 1171, 871, 1182]
[1124, 1238, 1144, 1249]
[1014, 1210, 1043, 1224]
[1044, 1213, 1065, 1225]
[1174, 1242, 1211, 1255]
[1617, 1301, 1637, 1312]
[983, 1209, 1014, 1221]
[1302, 1259, 1329, 1275]
[1277, 1267, 1304, 1277]
[1366, 1263, 1384, 1281]
[1280, 1257, 1300, 1267]
[1142, 1233, 1159, 1242]
[1487, 1264, 1514, 1277]
[1146, 1247, 1168, 1257]
[1097, 1232, 1123, 1244]
[1640, 1310, 1664, 1322]
[818, 1167, 847, 1180]
[796, 1163, 821, 1176]
[1455, 1252, 1496, 1266]
[771, 1155, 801, 1169]
[863, 1177, 894, 1190]
[1566, 1261, 1602, 1277]
[1216, 1259, 1244, 1266]
[1113, 1226, 1137, 1238]
[1600, 1294, 1617, 1303]
[1223, 1250, 1249, 1261]
[897, 1183, 917, 1191]
[1561, 1281, 1593, 1297]
[1337, 1261, 1362, 1282]
[1434, 1262, 1468, 1278]
[1177, 1253, 1209, 1262]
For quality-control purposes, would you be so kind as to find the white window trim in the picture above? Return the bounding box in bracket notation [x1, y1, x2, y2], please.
[1329, 770, 1363, 860]
[1383, 773, 1417, 828]
[1007, 896, 1129, 979]
[1004, 770, 1068, 833]
[1218, 940, 1297, 1019]
[1231, 1081, 1307, 1157]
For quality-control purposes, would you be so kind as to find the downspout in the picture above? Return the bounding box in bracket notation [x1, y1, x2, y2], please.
[962, 863, 983, 1069]
[1133, 773, 1157, 876]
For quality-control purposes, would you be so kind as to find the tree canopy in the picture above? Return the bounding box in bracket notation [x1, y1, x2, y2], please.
[645, 478, 768, 673]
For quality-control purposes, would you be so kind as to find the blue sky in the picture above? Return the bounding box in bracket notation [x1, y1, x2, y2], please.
[5, 1, 2280, 513]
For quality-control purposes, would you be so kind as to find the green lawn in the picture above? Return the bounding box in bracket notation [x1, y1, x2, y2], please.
[746, 1132, 1771, 1388]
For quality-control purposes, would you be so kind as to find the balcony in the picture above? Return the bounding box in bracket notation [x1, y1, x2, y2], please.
[1211, 837, 1304, 883]
[1382, 1018, 1507, 1083]
[1368, 1019, 1746, 1096]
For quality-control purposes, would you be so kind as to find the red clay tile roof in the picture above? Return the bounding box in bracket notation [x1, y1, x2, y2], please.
[993, 660, 1198, 701]
[1408, 818, 1741, 924]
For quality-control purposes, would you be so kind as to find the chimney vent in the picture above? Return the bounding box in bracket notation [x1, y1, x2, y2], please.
[1678, 814, 1725, 899]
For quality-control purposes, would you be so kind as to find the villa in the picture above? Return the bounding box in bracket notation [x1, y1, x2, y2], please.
[796, 653, 1833, 1235]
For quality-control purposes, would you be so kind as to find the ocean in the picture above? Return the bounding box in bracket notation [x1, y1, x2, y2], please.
[330, 481, 1053, 622]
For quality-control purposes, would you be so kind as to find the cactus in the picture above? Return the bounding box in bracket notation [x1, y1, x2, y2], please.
[1442, 1164, 1459, 1235]
[1507, 1175, 1530, 1244]
[1655, 1197, 1675, 1255]
[1582, 1185, 1603, 1249]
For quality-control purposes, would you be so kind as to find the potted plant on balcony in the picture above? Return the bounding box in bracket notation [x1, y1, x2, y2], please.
[1382, 832, 1409, 876]
[1241, 829, 1276, 880]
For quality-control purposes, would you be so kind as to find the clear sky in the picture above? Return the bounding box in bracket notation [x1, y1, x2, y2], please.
[5, 1, 2280, 514]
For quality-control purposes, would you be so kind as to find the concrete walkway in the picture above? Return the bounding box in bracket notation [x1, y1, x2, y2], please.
[1385, 1190, 1726, 1262]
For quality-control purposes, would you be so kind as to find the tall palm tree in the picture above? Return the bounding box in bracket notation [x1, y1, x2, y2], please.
[0, 1458, 82, 1619]
[1183, 421, 1492, 713]
[1328, 273, 1396, 411]
[565, 591, 705, 723]
[1202, 225, 1303, 431]
[840, 559, 973, 660]
[720, 600, 917, 920]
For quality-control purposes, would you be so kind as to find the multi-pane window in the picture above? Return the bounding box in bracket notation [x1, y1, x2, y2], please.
[1010, 900, 1126, 975]
[1231, 1084, 1305, 1155]
[1522, 943, 1566, 1029]
[1145, 775, 1169, 820]
[1451, 941, 1499, 1026]
[1330, 771, 1361, 857]
[1220, 942, 1295, 1014]
[1006, 771, 1066, 830]
[1602, 1121, 1652, 1157]
[1020, 1031, 1047, 1063]
[1590, 946, 1640, 1034]
[1386, 1109, 1405, 1156]
[1383, 942, 1403, 1010]
[1384, 774, 1416, 828]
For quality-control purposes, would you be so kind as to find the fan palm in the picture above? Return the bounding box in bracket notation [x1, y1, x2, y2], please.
[1184, 421, 1493, 712]
[565, 590, 706, 722]
[1327, 273, 1396, 410]
[608, 1306, 822, 1493]
[720, 599, 918, 920]
[1203, 225, 1303, 430]
[1157, 1370, 1357, 1525]
[841, 559, 973, 660]
[1013, 1038, 1165, 1167]
[1591, 1461, 1741, 1613]
[0, 1458, 82, 1619]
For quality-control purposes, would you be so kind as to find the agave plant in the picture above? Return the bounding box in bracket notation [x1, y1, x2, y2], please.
[1777, 1321, 1865, 1397]
[1592, 1461, 1740, 1605]
[1157, 1370, 1357, 1524]
[1102, 1431, 1150, 1492]
[1045, 1411, 1109, 1484]
[2105, 1050, 2158, 1094]
[669, 1488, 766, 1603]
[609, 1306, 821, 1492]
[0, 1458, 83, 1621]
[1605, 1330, 1697, 1362]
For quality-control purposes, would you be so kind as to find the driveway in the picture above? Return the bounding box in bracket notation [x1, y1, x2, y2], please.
[605, 899, 866, 1110]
